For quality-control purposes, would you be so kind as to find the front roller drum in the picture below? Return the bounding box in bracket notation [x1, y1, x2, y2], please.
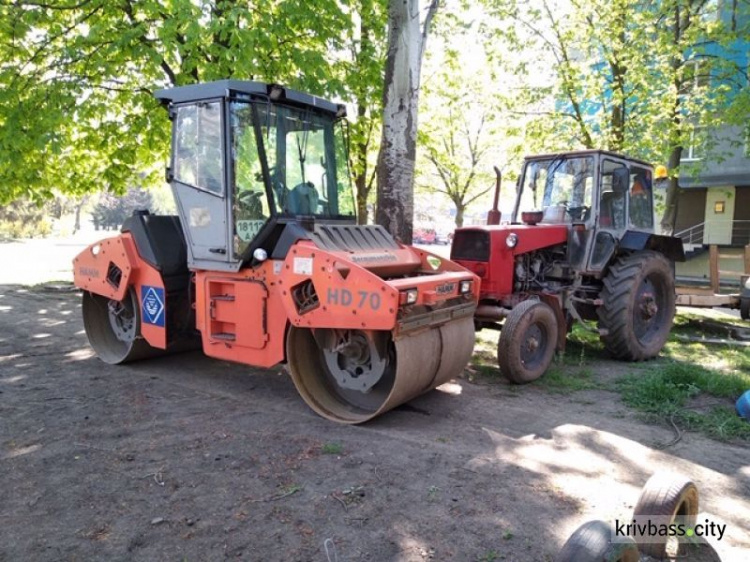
[82, 289, 160, 364]
[286, 317, 475, 424]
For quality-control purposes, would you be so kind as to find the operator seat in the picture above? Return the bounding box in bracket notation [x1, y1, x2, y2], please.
[599, 190, 625, 229]
[288, 181, 319, 215]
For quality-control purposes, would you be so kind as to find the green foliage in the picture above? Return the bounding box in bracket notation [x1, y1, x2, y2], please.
[0, 0, 387, 206]
[417, 8, 507, 225]
[91, 187, 154, 230]
[0, 199, 52, 239]
[481, 0, 750, 171]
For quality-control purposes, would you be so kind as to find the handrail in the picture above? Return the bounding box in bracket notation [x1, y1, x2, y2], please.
[674, 221, 705, 245]
[674, 219, 750, 246]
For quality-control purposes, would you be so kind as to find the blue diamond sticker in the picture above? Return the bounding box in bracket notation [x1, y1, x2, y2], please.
[141, 285, 165, 327]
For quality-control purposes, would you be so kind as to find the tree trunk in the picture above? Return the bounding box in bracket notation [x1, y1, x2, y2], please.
[73, 195, 88, 234]
[455, 203, 465, 228]
[375, 0, 437, 244]
[660, 147, 682, 235]
[355, 162, 369, 224]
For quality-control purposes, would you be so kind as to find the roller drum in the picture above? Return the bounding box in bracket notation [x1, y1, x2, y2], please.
[286, 316, 475, 424]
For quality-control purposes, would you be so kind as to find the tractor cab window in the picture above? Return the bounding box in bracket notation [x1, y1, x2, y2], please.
[517, 157, 594, 223]
[253, 104, 355, 219]
[599, 160, 628, 230]
[629, 166, 654, 229]
[173, 102, 224, 193]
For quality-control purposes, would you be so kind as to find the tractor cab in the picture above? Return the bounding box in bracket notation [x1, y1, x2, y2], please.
[155, 80, 354, 272]
[511, 150, 660, 274]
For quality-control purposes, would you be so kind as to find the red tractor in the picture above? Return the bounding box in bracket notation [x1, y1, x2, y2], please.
[451, 151, 685, 383]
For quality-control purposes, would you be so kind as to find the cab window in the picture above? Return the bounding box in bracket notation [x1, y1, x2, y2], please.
[173, 102, 224, 193]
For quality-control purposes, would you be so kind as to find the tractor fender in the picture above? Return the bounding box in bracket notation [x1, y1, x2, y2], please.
[617, 230, 685, 262]
[73, 233, 169, 350]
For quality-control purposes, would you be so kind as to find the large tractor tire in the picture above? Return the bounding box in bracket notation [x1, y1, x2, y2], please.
[286, 317, 475, 424]
[741, 297, 749, 321]
[598, 251, 675, 361]
[82, 290, 157, 364]
[498, 299, 558, 384]
[632, 472, 699, 559]
[554, 520, 639, 562]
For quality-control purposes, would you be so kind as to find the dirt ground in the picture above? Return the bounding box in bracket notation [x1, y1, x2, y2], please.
[0, 240, 749, 561]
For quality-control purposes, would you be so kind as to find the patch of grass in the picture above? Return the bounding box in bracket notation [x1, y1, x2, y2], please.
[320, 441, 343, 455]
[502, 530, 514, 540]
[617, 362, 750, 441]
[534, 367, 601, 394]
[477, 550, 500, 562]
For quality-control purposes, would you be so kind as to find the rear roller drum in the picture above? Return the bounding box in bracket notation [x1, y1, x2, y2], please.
[82, 289, 156, 364]
[286, 317, 475, 424]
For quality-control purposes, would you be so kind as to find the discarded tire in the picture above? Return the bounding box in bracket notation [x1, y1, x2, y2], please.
[554, 520, 639, 562]
[632, 472, 700, 559]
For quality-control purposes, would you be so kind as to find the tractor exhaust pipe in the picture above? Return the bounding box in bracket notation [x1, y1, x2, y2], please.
[487, 166, 502, 225]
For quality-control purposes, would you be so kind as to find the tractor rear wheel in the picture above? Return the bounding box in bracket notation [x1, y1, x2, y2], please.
[497, 300, 558, 384]
[82, 290, 154, 364]
[286, 317, 475, 424]
[741, 297, 749, 321]
[598, 251, 675, 361]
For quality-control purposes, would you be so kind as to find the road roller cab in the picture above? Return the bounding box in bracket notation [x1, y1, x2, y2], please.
[451, 151, 684, 385]
[73, 80, 480, 424]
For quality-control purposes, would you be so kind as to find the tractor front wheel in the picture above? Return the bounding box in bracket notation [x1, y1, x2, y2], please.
[598, 251, 675, 361]
[497, 300, 558, 384]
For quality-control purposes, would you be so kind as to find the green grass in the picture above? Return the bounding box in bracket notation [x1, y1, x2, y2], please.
[618, 361, 750, 441]
[320, 441, 343, 455]
[532, 366, 601, 393]
[476, 550, 500, 562]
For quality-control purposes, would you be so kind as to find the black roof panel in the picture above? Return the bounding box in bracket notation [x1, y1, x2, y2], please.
[154, 80, 340, 114]
[524, 149, 652, 169]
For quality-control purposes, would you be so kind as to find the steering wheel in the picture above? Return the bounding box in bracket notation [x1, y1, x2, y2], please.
[567, 205, 590, 221]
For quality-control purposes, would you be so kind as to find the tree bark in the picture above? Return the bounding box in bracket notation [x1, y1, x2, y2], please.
[660, 147, 682, 235]
[375, 0, 437, 243]
[455, 203, 465, 228]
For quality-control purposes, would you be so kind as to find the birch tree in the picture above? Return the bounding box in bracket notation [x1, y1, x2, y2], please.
[375, 0, 439, 243]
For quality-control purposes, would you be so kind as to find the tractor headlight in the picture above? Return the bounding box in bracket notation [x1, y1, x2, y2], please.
[506, 233, 518, 248]
[253, 248, 268, 262]
[459, 280, 473, 294]
[400, 288, 418, 305]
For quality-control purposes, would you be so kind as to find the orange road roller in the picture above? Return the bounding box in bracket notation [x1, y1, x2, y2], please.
[73, 80, 479, 424]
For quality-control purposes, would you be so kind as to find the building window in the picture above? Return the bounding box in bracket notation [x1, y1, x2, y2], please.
[683, 127, 704, 161]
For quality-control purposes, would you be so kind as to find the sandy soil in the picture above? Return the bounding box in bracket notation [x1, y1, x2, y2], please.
[0, 237, 748, 561]
[0, 284, 748, 562]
